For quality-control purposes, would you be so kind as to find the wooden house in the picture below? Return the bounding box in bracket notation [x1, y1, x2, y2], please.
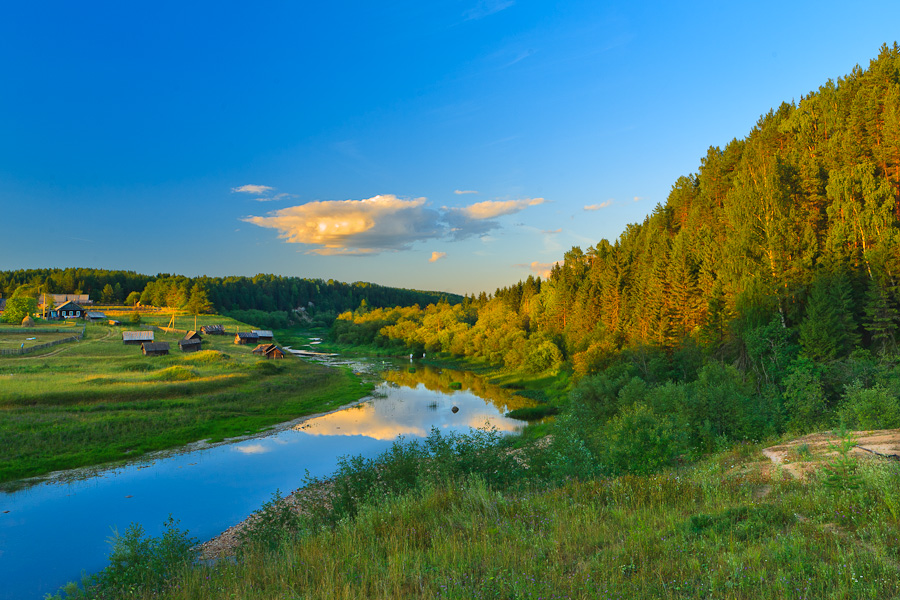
[142, 342, 170, 356]
[252, 343, 285, 359]
[184, 330, 202, 341]
[123, 330, 154, 345]
[84, 311, 107, 322]
[252, 330, 274, 342]
[201, 324, 225, 335]
[234, 332, 259, 345]
[178, 338, 202, 353]
[56, 301, 85, 320]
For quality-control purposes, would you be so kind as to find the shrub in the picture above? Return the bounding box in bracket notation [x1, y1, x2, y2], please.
[524, 340, 563, 373]
[600, 402, 687, 476]
[838, 380, 900, 429]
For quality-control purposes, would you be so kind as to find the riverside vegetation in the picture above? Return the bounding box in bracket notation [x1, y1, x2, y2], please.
[0, 313, 371, 485]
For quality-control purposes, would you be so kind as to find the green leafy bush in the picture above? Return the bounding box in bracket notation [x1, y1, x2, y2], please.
[838, 381, 900, 429]
[600, 402, 687, 476]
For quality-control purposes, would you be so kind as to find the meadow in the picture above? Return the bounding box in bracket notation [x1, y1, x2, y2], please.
[51, 427, 900, 600]
[0, 315, 372, 485]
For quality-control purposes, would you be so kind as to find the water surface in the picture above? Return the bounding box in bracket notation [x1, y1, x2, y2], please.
[0, 361, 527, 600]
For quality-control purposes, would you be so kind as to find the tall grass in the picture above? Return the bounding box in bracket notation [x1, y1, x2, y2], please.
[53, 428, 900, 600]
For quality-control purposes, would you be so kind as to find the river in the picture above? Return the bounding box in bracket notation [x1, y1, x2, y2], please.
[0, 359, 531, 600]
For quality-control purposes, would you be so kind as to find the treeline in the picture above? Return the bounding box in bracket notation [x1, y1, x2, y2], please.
[335, 44, 900, 450]
[0, 268, 461, 326]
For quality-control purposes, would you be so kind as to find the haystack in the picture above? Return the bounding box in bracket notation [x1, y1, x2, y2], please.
[21, 316, 35, 327]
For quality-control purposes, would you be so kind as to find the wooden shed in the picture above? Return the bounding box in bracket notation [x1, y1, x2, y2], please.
[252, 330, 274, 342]
[123, 331, 154, 345]
[178, 338, 202, 353]
[252, 343, 285, 359]
[141, 342, 170, 356]
[234, 332, 259, 345]
[184, 330, 203, 341]
[85, 311, 107, 322]
[201, 324, 225, 335]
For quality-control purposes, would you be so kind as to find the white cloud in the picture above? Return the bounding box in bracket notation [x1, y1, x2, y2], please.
[528, 260, 560, 279]
[429, 252, 447, 263]
[584, 200, 613, 211]
[454, 189, 479, 195]
[542, 228, 562, 234]
[244, 195, 442, 256]
[232, 184, 275, 195]
[443, 198, 545, 240]
[633, 196, 645, 202]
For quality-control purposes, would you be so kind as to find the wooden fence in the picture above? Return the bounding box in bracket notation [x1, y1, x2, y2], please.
[0, 327, 86, 356]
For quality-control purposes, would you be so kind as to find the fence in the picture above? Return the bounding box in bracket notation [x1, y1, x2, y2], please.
[0, 327, 86, 356]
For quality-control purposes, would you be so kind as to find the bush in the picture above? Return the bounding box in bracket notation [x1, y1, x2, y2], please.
[130, 312, 142, 324]
[237, 490, 306, 552]
[600, 402, 687, 476]
[838, 381, 900, 429]
[524, 340, 563, 373]
[50, 517, 197, 599]
[783, 359, 829, 432]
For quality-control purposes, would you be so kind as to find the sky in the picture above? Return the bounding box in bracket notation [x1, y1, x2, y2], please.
[2, 1, 900, 296]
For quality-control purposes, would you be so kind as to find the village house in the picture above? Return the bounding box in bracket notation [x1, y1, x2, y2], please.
[234, 332, 258, 345]
[184, 330, 202, 341]
[201, 324, 225, 335]
[123, 331, 154, 345]
[84, 311, 107, 322]
[252, 343, 285, 359]
[142, 342, 170, 356]
[56, 301, 85, 320]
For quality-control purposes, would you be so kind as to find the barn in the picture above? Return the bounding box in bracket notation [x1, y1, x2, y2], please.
[252, 343, 285, 359]
[234, 332, 259, 345]
[123, 331, 154, 345]
[178, 338, 202, 353]
[141, 342, 170, 356]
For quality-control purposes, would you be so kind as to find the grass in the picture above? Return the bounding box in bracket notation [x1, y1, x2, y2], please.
[0, 318, 374, 485]
[53, 430, 900, 600]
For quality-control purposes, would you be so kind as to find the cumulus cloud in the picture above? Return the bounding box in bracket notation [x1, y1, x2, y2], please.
[244, 195, 442, 256]
[584, 200, 613, 211]
[429, 252, 447, 263]
[528, 261, 560, 279]
[454, 189, 478, 195]
[246, 193, 549, 255]
[232, 184, 275, 195]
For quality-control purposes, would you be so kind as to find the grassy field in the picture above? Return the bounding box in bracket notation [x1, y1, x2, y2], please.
[53, 429, 900, 600]
[0, 317, 373, 485]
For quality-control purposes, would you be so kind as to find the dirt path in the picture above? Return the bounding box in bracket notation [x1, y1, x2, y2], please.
[762, 428, 900, 479]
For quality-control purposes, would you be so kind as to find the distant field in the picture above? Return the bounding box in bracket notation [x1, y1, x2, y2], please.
[0, 319, 371, 485]
[0, 330, 81, 350]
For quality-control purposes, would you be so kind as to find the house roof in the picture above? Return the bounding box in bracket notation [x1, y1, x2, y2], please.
[41, 293, 91, 306]
[201, 324, 224, 332]
[57, 300, 84, 311]
[236, 332, 259, 339]
[184, 330, 202, 340]
[85, 312, 107, 319]
[178, 338, 202, 347]
[142, 342, 170, 352]
[123, 331, 154, 342]
[252, 343, 277, 353]
[252, 330, 274, 338]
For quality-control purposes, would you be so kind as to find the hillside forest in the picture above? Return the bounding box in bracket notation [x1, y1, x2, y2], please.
[334, 44, 900, 467]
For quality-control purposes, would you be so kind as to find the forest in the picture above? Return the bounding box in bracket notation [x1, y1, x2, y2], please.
[0, 268, 461, 328]
[333, 44, 900, 462]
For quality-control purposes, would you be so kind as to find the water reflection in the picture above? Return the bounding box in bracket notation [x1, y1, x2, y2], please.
[0, 358, 532, 600]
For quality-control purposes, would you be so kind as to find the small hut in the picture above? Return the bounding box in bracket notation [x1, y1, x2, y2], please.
[123, 331, 154, 345]
[252, 343, 285, 359]
[141, 342, 170, 356]
[184, 330, 202, 341]
[84, 311, 107, 322]
[178, 338, 202, 353]
[234, 332, 259, 345]
[252, 330, 274, 342]
[201, 324, 225, 335]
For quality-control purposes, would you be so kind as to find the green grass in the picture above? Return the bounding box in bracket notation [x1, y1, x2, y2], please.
[55, 432, 900, 600]
[0, 319, 374, 485]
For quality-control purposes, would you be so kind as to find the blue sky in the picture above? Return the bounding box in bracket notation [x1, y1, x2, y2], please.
[2, 1, 899, 295]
